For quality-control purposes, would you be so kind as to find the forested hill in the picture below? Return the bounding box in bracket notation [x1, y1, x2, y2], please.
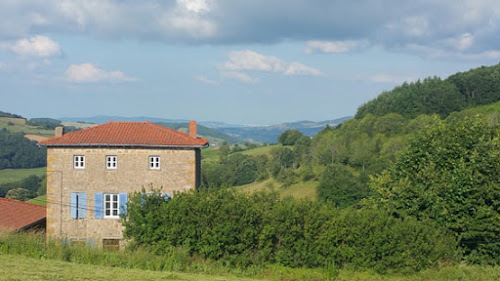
[355, 63, 500, 119]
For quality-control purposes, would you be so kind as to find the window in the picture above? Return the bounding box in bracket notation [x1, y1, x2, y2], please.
[103, 239, 120, 251]
[104, 193, 119, 218]
[94, 193, 127, 219]
[149, 156, 160, 170]
[74, 155, 85, 169]
[106, 155, 117, 169]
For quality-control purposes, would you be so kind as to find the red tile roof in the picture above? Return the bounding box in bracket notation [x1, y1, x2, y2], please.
[0, 198, 46, 231]
[39, 121, 209, 147]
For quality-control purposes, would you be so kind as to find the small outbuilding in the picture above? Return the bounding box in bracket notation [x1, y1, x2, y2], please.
[0, 197, 46, 232]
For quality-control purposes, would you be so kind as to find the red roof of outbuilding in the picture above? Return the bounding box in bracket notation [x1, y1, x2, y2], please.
[39, 121, 209, 147]
[0, 198, 46, 231]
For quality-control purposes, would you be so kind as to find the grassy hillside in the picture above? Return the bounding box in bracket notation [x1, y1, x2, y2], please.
[0, 117, 54, 137]
[239, 178, 318, 200]
[27, 195, 46, 206]
[0, 167, 45, 185]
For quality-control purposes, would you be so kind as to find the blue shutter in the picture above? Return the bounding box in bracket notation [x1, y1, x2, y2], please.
[70, 192, 77, 219]
[161, 193, 172, 201]
[79, 193, 87, 218]
[94, 193, 103, 219]
[119, 193, 128, 217]
[86, 238, 95, 248]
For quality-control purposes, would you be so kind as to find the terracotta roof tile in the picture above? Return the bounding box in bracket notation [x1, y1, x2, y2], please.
[0, 198, 46, 231]
[39, 121, 209, 147]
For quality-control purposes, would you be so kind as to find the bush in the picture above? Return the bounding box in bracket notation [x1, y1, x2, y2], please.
[124, 189, 459, 272]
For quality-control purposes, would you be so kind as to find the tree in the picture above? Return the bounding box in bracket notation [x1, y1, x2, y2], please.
[6, 188, 36, 201]
[370, 117, 500, 262]
[278, 130, 304, 146]
[317, 164, 370, 208]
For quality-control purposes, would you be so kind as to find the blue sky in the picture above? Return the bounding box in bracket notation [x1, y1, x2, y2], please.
[1, 0, 499, 125]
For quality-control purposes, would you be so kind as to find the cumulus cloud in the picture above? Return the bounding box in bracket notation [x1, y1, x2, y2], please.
[10, 35, 61, 57]
[221, 50, 323, 80]
[0, 1, 499, 57]
[305, 40, 364, 53]
[65, 63, 138, 83]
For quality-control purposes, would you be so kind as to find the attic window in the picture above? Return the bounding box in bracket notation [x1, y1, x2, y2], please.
[74, 155, 85, 169]
[149, 156, 160, 170]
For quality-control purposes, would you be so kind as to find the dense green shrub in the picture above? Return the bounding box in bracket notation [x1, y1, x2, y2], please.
[124, 189, 458, 272]
[370, 116, 500, 263]
[317, 164, 371, 208]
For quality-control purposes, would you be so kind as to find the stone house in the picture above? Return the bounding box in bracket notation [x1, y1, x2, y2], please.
[39, 121, 208, 249]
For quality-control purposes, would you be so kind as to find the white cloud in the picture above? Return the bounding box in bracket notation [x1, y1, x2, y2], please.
[177, 0, 212, 13]
[305, 40, 362, 53]
[65, 63, 138, 83]
[369, 74, 417, 84]
[223, 50, 286, 72]
[221, 50, 323, 81]
[221, 71, 257, 83]
[446, 33, 474, 51]
[195, 75, 217, 84]
[284, 62, 323, 76]
[10, 35, 61, 57]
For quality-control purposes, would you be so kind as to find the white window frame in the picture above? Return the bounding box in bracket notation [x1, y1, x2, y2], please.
[104, 193, 120, 218]
[149, 156, 161, 170]
[74, 155, 85, 169]
[106, 155, 117, 170]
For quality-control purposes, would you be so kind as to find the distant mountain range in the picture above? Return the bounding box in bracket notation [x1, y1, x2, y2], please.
[217, 117, 352, 143]
[59, 115, 352, 144]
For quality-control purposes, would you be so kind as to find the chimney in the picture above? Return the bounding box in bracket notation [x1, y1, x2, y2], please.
[55, 126, 65, 137]
[189, 121, 197, 138]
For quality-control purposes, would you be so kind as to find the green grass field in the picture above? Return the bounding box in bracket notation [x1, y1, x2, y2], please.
[0, 254, 258, 281]
[241, 144, 278, 157]
[0, 117, 54, 137]
[27, 195, 46, 206]
[239, 178, 318, 200]
[1, 253, 498, 281]
[0, 167, 46, 185]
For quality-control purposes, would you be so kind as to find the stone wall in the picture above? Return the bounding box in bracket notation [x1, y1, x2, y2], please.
[46, 147, 197, 247]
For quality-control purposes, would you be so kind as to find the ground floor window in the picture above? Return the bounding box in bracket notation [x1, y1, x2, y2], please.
[102, 239, 120, 251]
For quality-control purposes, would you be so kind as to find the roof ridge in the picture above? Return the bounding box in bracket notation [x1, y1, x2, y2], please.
[0, 197, 46, 209]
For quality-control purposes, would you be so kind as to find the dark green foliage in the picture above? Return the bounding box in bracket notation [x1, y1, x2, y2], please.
[0, 111, 23, 118]
[6, 187, 36, 201]
[278, 130, 304, 146]
[124, 189, 458, 272]
[0, 129, 46, 169]
[26, 118, 62, 130]
[356, 64, 500, 119]
[370, 116, 500, 263]
[201, 154, 260, 188]
[317, 164, 371, 208]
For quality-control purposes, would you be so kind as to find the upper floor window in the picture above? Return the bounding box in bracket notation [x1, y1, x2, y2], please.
[106, 155, 117, 169]
[149, 156, 160, 170]
[74, 155, 85, 169]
